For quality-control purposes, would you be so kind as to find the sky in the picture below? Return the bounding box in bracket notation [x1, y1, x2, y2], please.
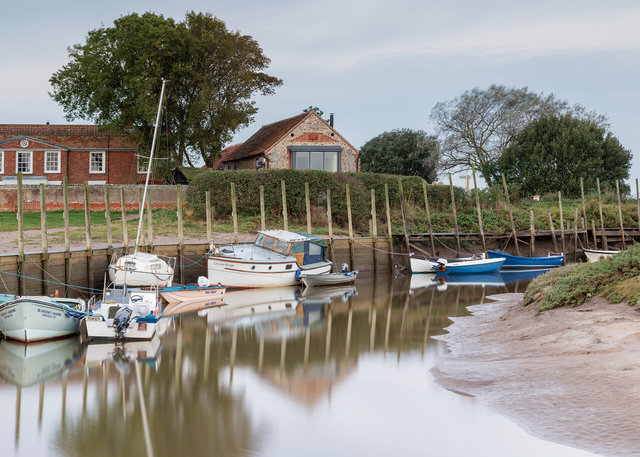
[2, 0, 640, 185]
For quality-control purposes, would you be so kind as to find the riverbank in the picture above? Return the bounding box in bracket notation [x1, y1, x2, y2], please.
[432, 293, 640, 456]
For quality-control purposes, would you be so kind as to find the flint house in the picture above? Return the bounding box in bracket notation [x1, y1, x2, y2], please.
[0, 124, 142, 185]
[220, 111, 360, 172]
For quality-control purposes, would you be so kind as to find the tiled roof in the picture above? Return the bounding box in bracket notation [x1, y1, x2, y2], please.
[222, 112, 310, 162]
[0, 124, 126, 137]
[212, 143, 243, 169]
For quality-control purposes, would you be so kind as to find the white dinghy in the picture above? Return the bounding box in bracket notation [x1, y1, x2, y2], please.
[583, 249, 620, 263]
[301, 263, 358, 287]
[0, 296, 88, 343]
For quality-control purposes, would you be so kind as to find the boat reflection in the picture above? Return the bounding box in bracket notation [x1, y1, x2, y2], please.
[410, 273, 506, 291]
[0, 336, 84, 387]
[501, 269, 551, 284]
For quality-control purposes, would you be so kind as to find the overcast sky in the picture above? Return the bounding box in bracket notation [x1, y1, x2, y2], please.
[2, 0, 639, 184]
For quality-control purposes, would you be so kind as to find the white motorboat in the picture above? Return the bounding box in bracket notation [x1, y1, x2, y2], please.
[0, 336, 84, 387]
[207, 230, 332, 288]
[106, 79, 176, 288]
[0, 296, 88, 343]
[107, 252, 176, 287]
[584, 249, 620, 263]
[82, 286, 161, 341]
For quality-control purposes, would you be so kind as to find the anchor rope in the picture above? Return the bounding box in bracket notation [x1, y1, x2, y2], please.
[0, 268, 103, 293]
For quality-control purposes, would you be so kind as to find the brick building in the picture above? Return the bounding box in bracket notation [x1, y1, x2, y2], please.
[221, 111, 360, 172]
[0, 124, 142, 185]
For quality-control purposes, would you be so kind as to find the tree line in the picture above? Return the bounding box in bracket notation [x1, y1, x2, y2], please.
[360, 84, 632, 197]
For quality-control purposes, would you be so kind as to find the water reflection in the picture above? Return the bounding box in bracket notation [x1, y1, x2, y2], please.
[0, 268, 596, 457]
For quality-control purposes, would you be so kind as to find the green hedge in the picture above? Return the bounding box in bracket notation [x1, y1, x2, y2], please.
[186, 169, 468, 233]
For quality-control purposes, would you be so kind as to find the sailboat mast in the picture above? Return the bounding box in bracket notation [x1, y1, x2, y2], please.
[134, 79, 166, 254]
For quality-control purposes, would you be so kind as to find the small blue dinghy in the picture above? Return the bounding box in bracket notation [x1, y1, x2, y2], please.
[434, 257, 505, 275]
[487, 250, 564, 269]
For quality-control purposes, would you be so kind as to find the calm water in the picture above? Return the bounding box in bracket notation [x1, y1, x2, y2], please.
[0, 272, 597, 457]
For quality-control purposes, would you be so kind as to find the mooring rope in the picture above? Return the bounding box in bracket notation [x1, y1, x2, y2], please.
[0, 268, 103, 293]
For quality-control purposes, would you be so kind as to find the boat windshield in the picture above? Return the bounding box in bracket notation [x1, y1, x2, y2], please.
[274, 239, 289, 255]
[255, 233, 266, 246]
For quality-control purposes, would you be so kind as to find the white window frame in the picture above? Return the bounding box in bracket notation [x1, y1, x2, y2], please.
[137, 154, 148, 174]
[89, 151, 106, 174]
[0, 151, 4, 174]
[44, 151, 61, 173]
[16, 151, 33, 174]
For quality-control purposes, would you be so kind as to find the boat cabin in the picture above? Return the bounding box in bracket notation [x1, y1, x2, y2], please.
[254, 230, 327, 266]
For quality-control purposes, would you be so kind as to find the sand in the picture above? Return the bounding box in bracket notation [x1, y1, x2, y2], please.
[432, 293, 640, 457]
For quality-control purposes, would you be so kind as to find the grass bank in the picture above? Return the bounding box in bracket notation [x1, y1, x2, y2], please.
[523, 245, 640, 311]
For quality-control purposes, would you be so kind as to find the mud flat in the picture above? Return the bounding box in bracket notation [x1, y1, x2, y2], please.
[432, 293, 640, 457]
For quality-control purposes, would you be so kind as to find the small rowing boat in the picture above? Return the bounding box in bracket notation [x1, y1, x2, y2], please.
[434, 257, 505, 275]
[487, 250, 564, 269]
[302, 271, 358, 287]
[583, 249, 620, 263]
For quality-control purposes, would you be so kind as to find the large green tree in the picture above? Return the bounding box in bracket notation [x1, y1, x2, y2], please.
[50, 12, 282, 169]
[431, 85, 568, 184]
[359, 129, 439, 181]
[490, 114, 632, 197]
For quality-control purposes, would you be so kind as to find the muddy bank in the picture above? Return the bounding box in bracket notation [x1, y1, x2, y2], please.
[432, 293, 640, 457]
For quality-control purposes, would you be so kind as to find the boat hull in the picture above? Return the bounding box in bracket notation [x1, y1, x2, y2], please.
[207, 256, 330, 288]
[436, 258, 505, 275]
[82, 316, 158, 341]
[0, 298, 85, 342]
[487, 250, 564, 269]
[410, 257, 438, 273]
[584, 249, 620, 263]
[160, 286, 225, 306]
[302, 272, 358, 287]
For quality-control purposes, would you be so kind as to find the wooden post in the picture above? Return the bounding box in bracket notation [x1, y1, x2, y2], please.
[579, 177, 589, 248]
[177, 184, 184, 285]
[84, 182, 94, 291]
[384, 183, 394, 260]
[616, 180, 626, 249]
[371, 188, 378, 272]
[573, 207, 579, 260]
[40, 184, 48, 295]
[398, 180, 411, 255]
[63, 177, 71, 296]
[205, 191, 212, 243]
[326, 188, 335, 266]
[636, 178, 640, 234]
[146, 195, 153, 249]
[548, 211, 559, 253]
[422, 180, 436, 256]
[305, 182, 312, 233]
[120, 187, 129, 251]
[472, 166, 486, 255]
[104, 185, 113, 251]
[15, 173, 25, 295]
[596, 178, 608, 250]
[230, 182, 238, 244]
[592, 220, 599, 250]
[448, 173, 462, 256]
[138, 187, 146, 247]
[281, 180, 288, 231]
[259, 185, 266, 231]
[529, 210, 536, 257]
[501, 174, 520, 256]
[558, 191, 566, 253]
[346, 183, 355, 268]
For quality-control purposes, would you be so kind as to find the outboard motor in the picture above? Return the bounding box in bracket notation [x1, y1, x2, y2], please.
[341, 263, 349, 273]
[113, 306, 133, 338]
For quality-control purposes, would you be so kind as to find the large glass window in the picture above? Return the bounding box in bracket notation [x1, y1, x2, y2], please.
[45, 151, 60, 173]
[90, 151, 105, 173]
[292, 150, 340, 171]
[16, 151, 32, 174]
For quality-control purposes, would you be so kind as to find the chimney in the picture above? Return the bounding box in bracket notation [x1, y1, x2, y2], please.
[329, 113, 334, 128]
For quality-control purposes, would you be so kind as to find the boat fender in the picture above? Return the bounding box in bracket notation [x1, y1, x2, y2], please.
[197, 276, 211, 288]
[436, 264, 447, 273]
[295, 269, 302, 281]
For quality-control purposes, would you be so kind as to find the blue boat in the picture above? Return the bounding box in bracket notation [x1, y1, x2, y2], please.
[487, 250, 564, 269]
[434, 257, 505, 275]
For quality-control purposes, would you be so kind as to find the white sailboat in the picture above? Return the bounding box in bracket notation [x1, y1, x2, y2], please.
[107, 79, 175, 287]
[84, 80, 168, 341]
